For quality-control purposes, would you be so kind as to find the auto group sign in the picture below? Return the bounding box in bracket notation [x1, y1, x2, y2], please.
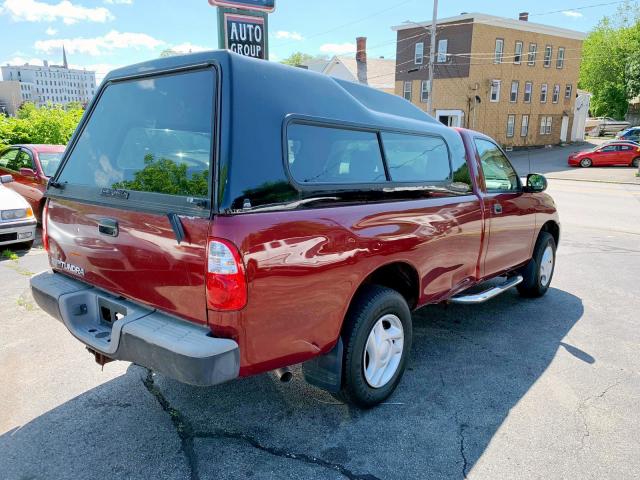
[224, 12, 265, 59]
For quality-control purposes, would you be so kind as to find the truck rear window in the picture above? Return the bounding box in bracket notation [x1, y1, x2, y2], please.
[57, 69, 214, 197]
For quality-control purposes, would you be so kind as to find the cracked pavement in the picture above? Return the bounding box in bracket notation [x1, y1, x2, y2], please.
[1, 177, 640, 479]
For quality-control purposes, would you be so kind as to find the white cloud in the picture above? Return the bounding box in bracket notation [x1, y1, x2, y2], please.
[319, 42, 356, 55]
[1, 0, 114, 24]
[275, 31, 303, 41]
[45, 27, 58, 35]
[35, 30, 164, 56]
[104, 0, 132, 4]
[562, 10, 583, 18]
[169, 42, 209, 54]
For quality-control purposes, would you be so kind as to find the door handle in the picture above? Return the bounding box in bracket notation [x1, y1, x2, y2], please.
[493, 203, 503, 215]
[98, 218, 119, 237]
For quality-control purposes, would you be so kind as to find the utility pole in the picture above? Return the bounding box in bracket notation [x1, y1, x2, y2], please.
[426, 0, 438, 116]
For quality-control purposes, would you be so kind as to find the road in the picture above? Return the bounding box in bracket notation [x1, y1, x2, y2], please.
[1, 175, 639, 479]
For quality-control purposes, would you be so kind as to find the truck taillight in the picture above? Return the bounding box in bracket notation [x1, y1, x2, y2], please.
[206, 238, 247, 311]
[42, 201, 50, 252]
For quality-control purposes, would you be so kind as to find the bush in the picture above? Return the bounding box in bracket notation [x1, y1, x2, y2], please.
[0, 102, 84, 149]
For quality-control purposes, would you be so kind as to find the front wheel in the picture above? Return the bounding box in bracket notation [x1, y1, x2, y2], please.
[580, 158, 592, 168]
[631, 157, 640, 168]
[334, 285, 412, 408]
[517, 232, 556, 298]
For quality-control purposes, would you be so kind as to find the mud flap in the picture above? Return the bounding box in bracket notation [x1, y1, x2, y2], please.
[302, 338, 343, 393]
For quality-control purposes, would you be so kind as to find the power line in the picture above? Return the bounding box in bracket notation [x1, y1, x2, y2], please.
[271, 0, 416, 49]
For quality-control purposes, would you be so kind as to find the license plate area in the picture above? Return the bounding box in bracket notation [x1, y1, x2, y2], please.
[59, 289, 153, 355]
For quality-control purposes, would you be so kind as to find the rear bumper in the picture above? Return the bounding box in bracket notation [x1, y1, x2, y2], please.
[30, 271, 240, 386]
[0, 219, 36, 246]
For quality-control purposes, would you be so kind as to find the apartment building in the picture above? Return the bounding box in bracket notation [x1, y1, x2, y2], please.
[0, 47, 96, 114]
[392, 13, 586, 147]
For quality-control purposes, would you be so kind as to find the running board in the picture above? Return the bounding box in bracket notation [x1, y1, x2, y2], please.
[450, 275, 523, 305]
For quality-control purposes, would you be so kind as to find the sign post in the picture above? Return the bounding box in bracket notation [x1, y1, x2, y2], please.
[209, 0, 274, 61]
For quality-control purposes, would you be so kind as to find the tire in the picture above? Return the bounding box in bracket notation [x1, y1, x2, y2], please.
[333, 285, 412, 408]
[580, 158, 592, 168]
[631, 157, 640, 168]
[517, 231, 556, 298]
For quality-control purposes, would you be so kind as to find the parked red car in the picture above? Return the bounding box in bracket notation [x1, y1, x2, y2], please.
[0, 144, 65, 221]
[31, 52, 559, 407]
[568, 141, 640, 168]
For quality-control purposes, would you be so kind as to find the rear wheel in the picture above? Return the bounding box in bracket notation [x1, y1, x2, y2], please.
[580, 158, 592, 168]
[333, 285, 412, 408]
[631, 157, 640, 168]
[517, 232, 556, 298]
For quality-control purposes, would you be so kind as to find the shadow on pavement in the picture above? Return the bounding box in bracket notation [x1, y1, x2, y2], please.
[0, 287, 584, 480]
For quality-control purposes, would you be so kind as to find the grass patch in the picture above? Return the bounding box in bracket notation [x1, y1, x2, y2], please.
[17, 296, 36, 312]
[1, 249, 19, 261]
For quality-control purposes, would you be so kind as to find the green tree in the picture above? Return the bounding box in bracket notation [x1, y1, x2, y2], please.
[0, 102, 84, 148]
[280, 52, 326, 67]
[112, 154, 208, 196]
[579, 2, 640, 118]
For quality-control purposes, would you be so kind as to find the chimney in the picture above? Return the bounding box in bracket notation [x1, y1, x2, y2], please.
[356, 36, 368, 85]
[43, 60, 49, 68]
[519, 12, 529, 21]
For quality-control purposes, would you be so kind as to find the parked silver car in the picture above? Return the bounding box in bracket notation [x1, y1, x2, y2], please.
[0, 174, 37, 249]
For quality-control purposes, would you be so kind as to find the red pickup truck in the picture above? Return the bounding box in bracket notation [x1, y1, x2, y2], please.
[31, 52, 559, 407]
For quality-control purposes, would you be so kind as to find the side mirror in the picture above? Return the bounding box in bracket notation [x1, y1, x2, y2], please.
[524, 173, 547, 193]
[19, 167, 37, 178]
[0, 174, 14, 184]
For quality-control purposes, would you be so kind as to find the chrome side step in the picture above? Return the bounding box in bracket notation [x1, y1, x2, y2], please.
[450, 275, 523, 305]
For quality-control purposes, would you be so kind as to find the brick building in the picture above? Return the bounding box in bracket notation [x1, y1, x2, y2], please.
[392, 13, 586, 147]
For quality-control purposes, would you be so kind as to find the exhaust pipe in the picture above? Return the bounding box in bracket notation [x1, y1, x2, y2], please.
[274, 367, 293, 382]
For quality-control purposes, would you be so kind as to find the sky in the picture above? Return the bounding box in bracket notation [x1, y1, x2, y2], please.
[0, 0, 628, 83]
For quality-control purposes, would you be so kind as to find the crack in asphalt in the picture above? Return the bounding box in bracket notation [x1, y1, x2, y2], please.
[575, 379, 623, 451]
[142, 370, 200, 480]
[454, 411, 469, 479]
[142, 369, 381, 480]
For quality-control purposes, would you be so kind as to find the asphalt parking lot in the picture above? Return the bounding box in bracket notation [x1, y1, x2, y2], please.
[1, 161, 639, 479]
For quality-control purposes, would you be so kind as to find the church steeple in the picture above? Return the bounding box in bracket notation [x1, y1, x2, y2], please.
[62, 45, 68, 69]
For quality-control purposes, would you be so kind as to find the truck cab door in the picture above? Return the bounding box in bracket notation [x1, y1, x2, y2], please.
[474, 138, 537, 278]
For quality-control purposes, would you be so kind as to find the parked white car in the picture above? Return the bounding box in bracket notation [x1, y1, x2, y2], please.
[0, 174, 37, 249]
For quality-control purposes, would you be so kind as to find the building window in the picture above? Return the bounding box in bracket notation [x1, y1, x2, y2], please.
[540, 83, 548, 103]
[521, 115, 529, 137]
[552, 84, 560, 103]
[414, 42, 424, 65]
[490, 80, 501, 102]
[543, 45, 552, 67]
[494, 38, 504, 64]
[403, 81, 412, 101]
[507, 114, 515, 137]
[540, 116, 553, 135]
[557, 47, 565, 68]
[420, 80, 430, 103]
[524, 81, 533, 103]
[510, 81, 519, 102]
[437, 39, 448, 62]
[528, 43, 537, 65]
[514, 41, 523, 64]
[565, 83, 573, 99]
